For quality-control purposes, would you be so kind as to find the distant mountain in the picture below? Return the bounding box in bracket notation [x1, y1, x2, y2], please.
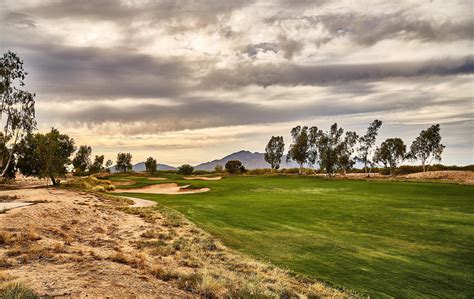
[131, 162, 177, 172]
[109, 162, 176, 173]
[194, 150, 299, 171]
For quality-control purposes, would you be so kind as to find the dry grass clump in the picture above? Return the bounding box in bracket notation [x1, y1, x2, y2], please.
[0, 282, 39, 299]
[109, 251, 147, 270]
[66, 176, 116, 192]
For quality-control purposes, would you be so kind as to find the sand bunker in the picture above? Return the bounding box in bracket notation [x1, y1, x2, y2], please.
[183, 176, 222, 181]
[405, 170, 474, 184]
[147, 177, 167, 181]
[111, 183, 210, 195]
[0, 202, 33, 212]
[112, 180, 136, 186]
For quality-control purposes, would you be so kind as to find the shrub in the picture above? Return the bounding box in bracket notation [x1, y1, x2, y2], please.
[177, 164, 194, 175]
[0, 282, 39, 299]
[92, 186, 106, 192]
[225, 160, 245, 174]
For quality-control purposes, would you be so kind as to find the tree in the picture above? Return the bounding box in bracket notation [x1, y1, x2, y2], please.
[337, 130, 359, 174]
[105, 159, 113, 173]
[89, 155, 105, 174]
[374, 138, 406, 176]
[16, 128, 75, 186]
[409, 124, 445, 172]
[72, 145, 92, 173]
[0, 51, 36, 179]
[357, 119, 382, 176]
[177, 164, 194, 175]
[214, 164, 223, 173]
[264, 136, 285, 173]
[287, 126, 317, 174]
[145, 157, 157, 174]
[225, 160, 245, 174]
[116, 152, 132, 173]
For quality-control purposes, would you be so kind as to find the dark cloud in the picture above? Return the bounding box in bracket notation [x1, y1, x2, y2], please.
[3, 42, 206, 99]
[23, 0, 255, 29]
[266, 11, 474, 46]
[201, 56, 474, 88]
[244, 42, 279, 58]
[277, 34, 303, 60]
[40, 94, 473, 134]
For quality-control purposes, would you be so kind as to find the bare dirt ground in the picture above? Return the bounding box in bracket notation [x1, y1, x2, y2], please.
[111, 183, 210, 195]
[0, 179, 343, 298]
[404, 170, 474, 184]
[183, 176, 222, 181]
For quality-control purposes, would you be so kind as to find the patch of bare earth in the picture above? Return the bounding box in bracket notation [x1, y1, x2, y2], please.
[183, 176, 222, 181]
[0, 183, 345, 298]
[404, 170, 474, 184]
[112, 183, 210, 195]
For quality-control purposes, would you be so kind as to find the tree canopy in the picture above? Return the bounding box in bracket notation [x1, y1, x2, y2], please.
[409, 124, 445, 172]
[374, 138, 406, 175]
[357, 119, 382, 176]
[225, 160, 245, 174]
[264, 136, 285, 172]
[145, 156, 157, 174]
[16, 128, 75, 185]
[72, 145, 92, 173]
[177, 164, 194, 175]
[0, 51, 36, 179]
[116, 152, 133, 173]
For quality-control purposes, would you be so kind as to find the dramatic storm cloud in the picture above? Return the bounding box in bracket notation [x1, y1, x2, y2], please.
[1, 0, 472, 165]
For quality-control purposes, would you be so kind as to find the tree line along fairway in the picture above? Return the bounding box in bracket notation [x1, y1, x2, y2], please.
[112, 174, 474, 298]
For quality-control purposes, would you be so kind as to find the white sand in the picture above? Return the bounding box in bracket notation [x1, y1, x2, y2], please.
[0, 202, 33, 212]
[183, 176, 222, 181]
[111, 183, 210, 195]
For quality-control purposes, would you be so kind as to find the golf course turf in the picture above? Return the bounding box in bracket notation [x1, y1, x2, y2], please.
[111, 174, 474, 297]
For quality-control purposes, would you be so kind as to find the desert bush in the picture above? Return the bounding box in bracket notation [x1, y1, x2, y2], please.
[225, 160, 245, 174]
[177, 164, 194, 175]
[194, 170, 212, 175]
[92, 186, 105, 192]
[0, 282, 39, 299]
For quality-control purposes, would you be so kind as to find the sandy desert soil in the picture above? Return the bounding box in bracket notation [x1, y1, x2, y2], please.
[112, 183, 210, 195]
[148, 177, 168, 181]
[404, 170, 474, 184]
[0, 181, 342, 298]
[183, 176, 222, 181]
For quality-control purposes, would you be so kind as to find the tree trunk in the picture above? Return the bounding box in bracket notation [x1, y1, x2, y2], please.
[422, 161, 426, 172]
[50, 176, 58, 186]
[299, 164, 303, 175]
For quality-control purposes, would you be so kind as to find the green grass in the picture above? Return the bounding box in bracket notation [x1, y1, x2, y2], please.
[113, 174, 474, 298]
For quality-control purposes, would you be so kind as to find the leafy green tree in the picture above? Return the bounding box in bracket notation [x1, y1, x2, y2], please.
[225, 160, 245, 174]
[311, 123, 358, 176]
[214, 164, 223, 173]
[177, 164, 194, 175]
[409, 124, 445, 172]
[115, 152, 133, 173]
[105, 159, 113, 172]
[0, 51, 36, 179]
[72, 145, 92, 173]
[145, 157, 157, 174]
[89, 155, 105, 174]
[374, 138, 406, 176]
[264, 136, 285, 173]
[357, 119, 382, 176]
[287, 126, 318, 174]
[337, 130, 359, 174]
[16, 128, 75, 185]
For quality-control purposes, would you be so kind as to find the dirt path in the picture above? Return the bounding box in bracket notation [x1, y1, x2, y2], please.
[120, 196, 157, 207]
[0, 187, 188, 297]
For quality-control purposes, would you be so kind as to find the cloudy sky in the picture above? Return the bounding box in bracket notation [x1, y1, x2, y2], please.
[1, 0, 473, 166]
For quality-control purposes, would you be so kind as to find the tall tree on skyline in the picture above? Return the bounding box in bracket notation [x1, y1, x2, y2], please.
[265, 136, 285, 173]
[409, 124, 445, 172]
[357, 119, 383, 177]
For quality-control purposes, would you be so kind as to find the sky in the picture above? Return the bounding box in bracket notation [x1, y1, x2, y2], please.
[1, 0, 473, 166]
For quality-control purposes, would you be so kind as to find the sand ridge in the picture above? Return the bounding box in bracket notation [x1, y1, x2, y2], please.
[111, 183, 210, 194]
[183, 176, 222, 181]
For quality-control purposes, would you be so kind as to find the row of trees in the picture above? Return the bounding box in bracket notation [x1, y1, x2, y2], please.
[264, 120, 445, 176]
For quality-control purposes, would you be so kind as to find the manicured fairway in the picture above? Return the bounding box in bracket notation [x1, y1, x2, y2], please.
[114, 174, 474, 298]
